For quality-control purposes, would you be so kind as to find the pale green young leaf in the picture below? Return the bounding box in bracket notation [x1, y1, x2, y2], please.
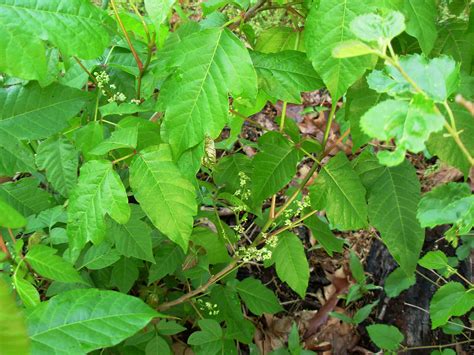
[417, 182, 473, 232]
[145, 0, 175, 28]
[304, 215, 344, 256]
[305, 0, 375, 99]
[148, 243, 185, 284]
[108, 213, 154, 263]
[273, 232, 309, 298]
[250, 50, 323, 103]
[90, 127, 138, 155]
[367, 54, 460, 102]
[13, 277, 40, 309]
[0, 0, 110, 81]
[0, 178, 53, 217]
[255, 27, 305, 53]
[159, 27, 257, 158]
[350, 11, 405, 43]
[402, 0, 437, 54]
[25, 244, 83, 284]
[110, 257, 139, 293]
[427, 105, 474, 176]
[0, 82, 89, 140]
[27, 289, 159, 354]
[68, 160, 130, 253]
[236, 277, 283, 316]
[251, 132, 300, 207]
[418, 251, 450, 270]
[0, 279, 30, 355]
[384, 267, 416, 298]
[36, 136, 78, 197]
[367, 324, 404, 350]
[332, 40, 375, 58]
[309, 152, 368, 230]
[353, 152, 423, 275]
[0, 196, 26, 228]
[430, 282, 474, 328]
[129, 145, 197, 252]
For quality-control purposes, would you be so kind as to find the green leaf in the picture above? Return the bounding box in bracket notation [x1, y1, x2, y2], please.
[213, 153, 252, 193]
[236, 277, 283, 315]
[0, 0, 110, 81]
[250, 50, 323, 103]
[129, 145, 197, 252]
[159, 27, 257, 158]
[145, 335, 172, 355]
[251, 132, 300, 207]
[427, 105, 474, 176]
[36, 136, 78, 197]
[118, 116, 161, 151]
[367, 54, 460, 102]
[255, 26, 305, 53]
[108, 213, 154, 263]
[145, 0, 175, 28]
[68, 160, 130, 253]
[27, 289, 159, 354]
[353, 301, 378, 324]
[0, 196, 26, 228]
[332, 40, 375, 58]
[305, 0, 375, 99]
[273, 232, 309, 298]
[354, 153, 423, 274]
[148, 243, 185, 284]
[90, 127, 138, 155]
[384, 267, 416, 298]
[0, 279, 30, 355]
[191, 227, 231, 264]
[0, 178, 53, 217]
[0, 137, 36, 176]
[431, 350, 456, 355]
[360, 95, 444, 166]
[430, 282, 474, 328]
[367, 324, 404, 350]
[188, 319, 223, 355]
[309, 152, 368, 230]
[350, 11, 405, 43]
[304, 215, 344, 256]
[111, 257, 139, 293]
[418, 251, 450, 270]
[0, 82, 89, 140]
[402, 0, 437, 54]
[417, 182, 473, 232]
[349, 251, 366, 284]
[25, 244, 83, 284]
[13, 276, 40, 308]
[78, 242, 121, 270]
[74, 121, 105, 161]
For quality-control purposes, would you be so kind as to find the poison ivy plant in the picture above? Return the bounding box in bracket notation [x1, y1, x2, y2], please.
[0, 0, 472, 353]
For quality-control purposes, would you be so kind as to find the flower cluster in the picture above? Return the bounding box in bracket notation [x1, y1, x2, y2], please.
[197, 299, 219, 316]
[264, 234, 279, 248]
[283, 195, 311, 226]
[235, 171, 251, 201]
[94, 71, 127, 103]
[236, 246, 272, 262]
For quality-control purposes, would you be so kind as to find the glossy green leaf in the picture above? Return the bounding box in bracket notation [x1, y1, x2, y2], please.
[90, 127, 138, 155]
[159, 27, 257, 158]
[255, 27, 305, 53]
[384, 267, 416, 298]
[430, 282, 474, 328]
[354, 152, 423, 274]
[349, 251, 366, 284]
[0, 196, 26, 228]
[273, 232, 309, 298]
[0, 279, 30, 355]
[236, 277, 283, 315]
[0, 82, 88, 140]
[250, 50, 323, 103]
[402, 0, 437, 54]
[0, 178, 53, 217]
[26, 244, 83, 284]
[310, 152, 368, 230]
[36, 136, 78, 197]
[68, 160, 130, 253]
[367, 324, 404, 350]
[305, 0, 375, 99]
[305, 215, 344, 256]
[332, 40, 375, 58]
[418, 251, 450, 270]
[27, 289, 159, 354]
[417, 182, 473, 232]
[0, 0, 110, 81]
[251, 132, 300, 207]
[130, 145, 197, 252]
[13, 277, 40, 309]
